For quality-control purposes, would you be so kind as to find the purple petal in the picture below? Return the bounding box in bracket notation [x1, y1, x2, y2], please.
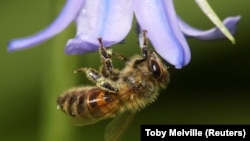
[65, 0, 133, 54]
[134, 0, 190, 69]
[179, 16, 241, 40]
[8, 0, 85, 52]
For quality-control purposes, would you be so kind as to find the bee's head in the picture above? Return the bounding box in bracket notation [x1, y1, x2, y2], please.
[146, 50, 170, 88]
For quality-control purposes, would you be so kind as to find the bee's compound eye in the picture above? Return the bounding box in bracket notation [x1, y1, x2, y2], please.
[150, 59, 161, 78]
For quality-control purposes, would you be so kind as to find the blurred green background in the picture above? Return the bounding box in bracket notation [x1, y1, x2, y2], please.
[0, 0, 249, 141]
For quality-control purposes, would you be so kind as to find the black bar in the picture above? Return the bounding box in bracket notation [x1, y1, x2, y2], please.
[141, 125, 250, 141]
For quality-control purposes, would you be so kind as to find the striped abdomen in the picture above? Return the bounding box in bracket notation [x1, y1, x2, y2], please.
[57, 87, 120, 120]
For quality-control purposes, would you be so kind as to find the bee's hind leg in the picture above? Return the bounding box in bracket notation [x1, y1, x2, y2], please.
[75, 67, 119, 93]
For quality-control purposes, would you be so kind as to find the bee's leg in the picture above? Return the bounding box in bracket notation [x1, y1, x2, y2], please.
[133, 30, 149, 67]
[75, 67, 101, 83]
[133, 47, 148, 67]
[109, 52, 130, 81]
[112, 52, 129, 62]
[85, 68, 119, 93]
[98, 38, 130, 76]
[98, 38, 115, 78]
[74, 68, 85, 73]
[75, 67, 119, 93]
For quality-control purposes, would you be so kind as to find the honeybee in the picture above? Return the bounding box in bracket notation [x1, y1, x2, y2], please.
[57, 30, 170, 140]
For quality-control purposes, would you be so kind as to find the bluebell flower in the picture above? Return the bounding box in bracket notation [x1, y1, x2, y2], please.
[8, 0, 241, 68]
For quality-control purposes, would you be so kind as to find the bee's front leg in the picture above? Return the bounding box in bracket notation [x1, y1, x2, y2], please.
[133, 30, 149, 67]
[75, 67, 119, 93]
[98, 38, 115, 78]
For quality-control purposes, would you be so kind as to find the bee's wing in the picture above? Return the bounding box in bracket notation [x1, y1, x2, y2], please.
[104, 111, 136, 141]
[70, 104, 115, 126]
[70, 116, 103, 126]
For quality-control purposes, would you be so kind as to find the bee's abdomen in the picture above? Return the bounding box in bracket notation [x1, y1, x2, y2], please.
[57, 88, 87, 117]
[57, 87, 119, 119]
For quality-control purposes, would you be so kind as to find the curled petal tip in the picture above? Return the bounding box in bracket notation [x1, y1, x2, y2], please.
[8, 0, 84, 52]
[8, 37, 39, 52]
[195, 0, 238, 44]
[229, 15, 242, 23]
[223, 15, 241, 44]
[175, 65, 182, 69]
[179, 15, 241, 42]
[8, 41, 18, 52]
[65, 39, 99, 54]
[224, 15, 241, 34]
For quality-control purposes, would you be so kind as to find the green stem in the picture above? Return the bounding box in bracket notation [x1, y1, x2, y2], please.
[38, 1, 77, 141]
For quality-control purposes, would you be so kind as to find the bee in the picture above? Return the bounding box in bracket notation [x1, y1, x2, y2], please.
[57, 30, 170, 140]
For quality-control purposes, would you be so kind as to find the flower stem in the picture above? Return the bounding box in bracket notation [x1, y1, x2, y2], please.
[38, 1, 78, 141]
